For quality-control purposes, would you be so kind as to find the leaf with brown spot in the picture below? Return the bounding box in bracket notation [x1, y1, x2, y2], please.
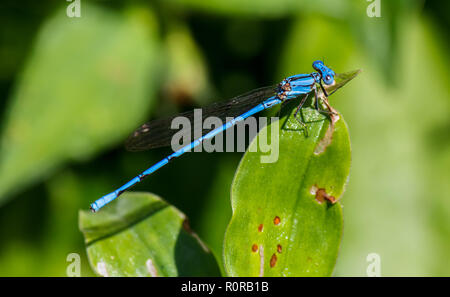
[224, 70, 358, 276]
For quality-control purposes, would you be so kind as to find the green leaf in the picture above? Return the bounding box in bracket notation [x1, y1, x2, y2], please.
[0, 5, 161, 203]
[79, 192, 221, 277]
[163, 22, 212, 105]
[224, 71, 358, 276]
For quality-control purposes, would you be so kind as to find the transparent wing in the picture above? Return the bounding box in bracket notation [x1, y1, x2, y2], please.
[125, 85, 276, 151]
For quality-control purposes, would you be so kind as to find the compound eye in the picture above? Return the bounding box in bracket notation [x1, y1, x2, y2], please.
[324, 74, 334, 85]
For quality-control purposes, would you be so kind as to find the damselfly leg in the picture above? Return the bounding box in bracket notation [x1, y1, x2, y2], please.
[293, 93, 310, 136]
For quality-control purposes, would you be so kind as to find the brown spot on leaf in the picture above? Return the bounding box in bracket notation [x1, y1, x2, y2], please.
[182, 219, 192, 233]
[277, 244, 282, 253]
[314, 187, 337, 204]
[273, 216, 281, 225]
[270, 253, 277, 268]
[258, 224, 263, 232]
[252, 244, 258, 252]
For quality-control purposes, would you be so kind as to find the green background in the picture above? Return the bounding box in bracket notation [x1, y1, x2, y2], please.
[0, 0, 448, 276]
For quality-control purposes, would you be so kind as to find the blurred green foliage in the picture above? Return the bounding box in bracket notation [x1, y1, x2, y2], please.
[0, 5, 161, 202]
[0, 0, 448, 276]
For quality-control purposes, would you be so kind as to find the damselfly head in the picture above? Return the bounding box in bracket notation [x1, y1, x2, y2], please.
[312, 60, 335, 86]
